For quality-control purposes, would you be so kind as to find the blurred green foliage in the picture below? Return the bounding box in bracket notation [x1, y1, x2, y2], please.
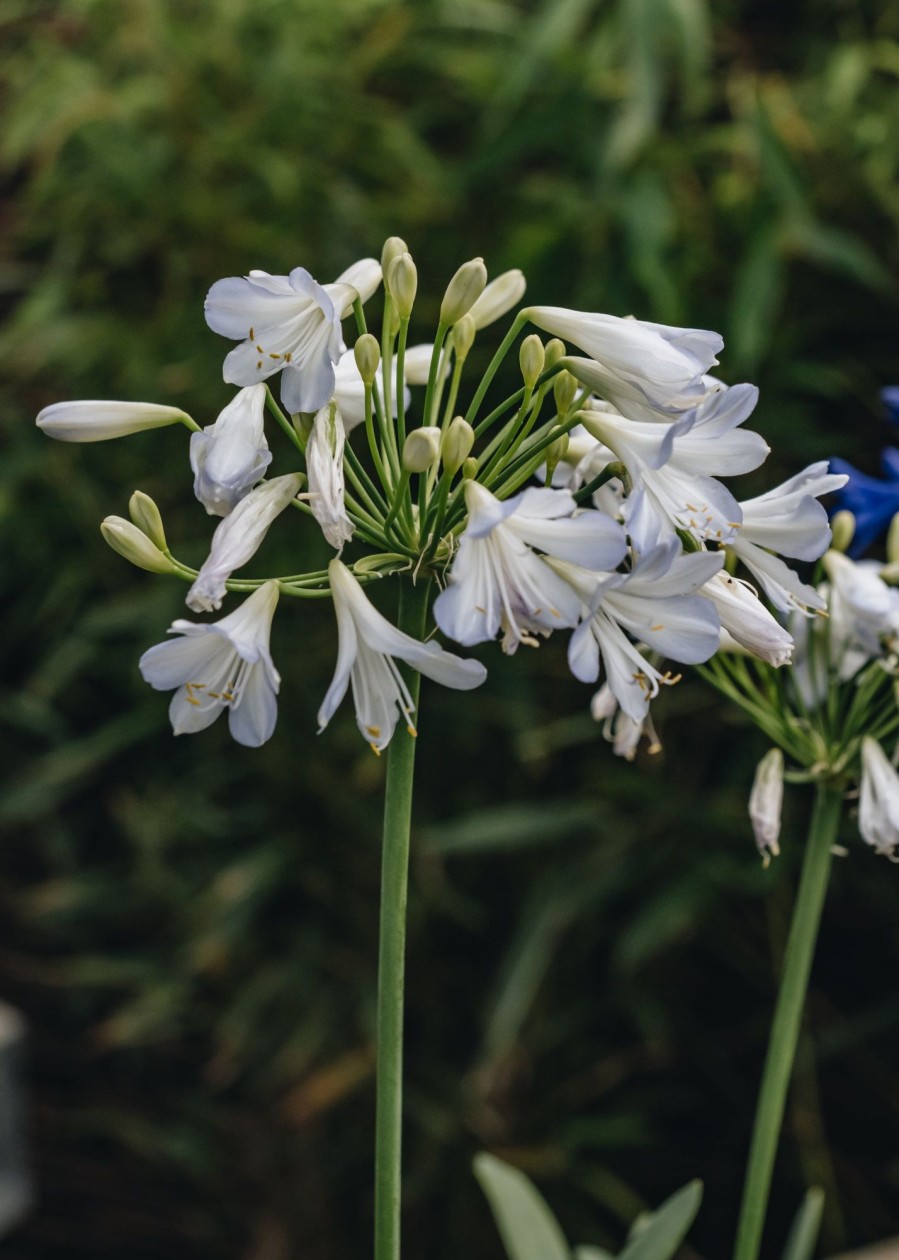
[2, 0, 899, 1256]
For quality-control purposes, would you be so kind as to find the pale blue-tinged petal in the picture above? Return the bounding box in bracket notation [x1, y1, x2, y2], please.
[568, 621, 601, 683]
[334, 258, 382, 305]
[222, 340, 284, 387]
[317, 587, 360, 731]
[607, 592, 721, 664]
[228, 666, 278, 747]
[169, 688, 224, 735]
[508, 510, 627, 570]
[463, 481, 523, 538]
[205, 275, 304, 338]
[280, 358, 338, 415]
[732, 539, 827, 614]
[139, 634, 232, 691]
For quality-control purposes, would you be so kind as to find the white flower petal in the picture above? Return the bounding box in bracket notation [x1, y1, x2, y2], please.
[36, 400, 190, 442]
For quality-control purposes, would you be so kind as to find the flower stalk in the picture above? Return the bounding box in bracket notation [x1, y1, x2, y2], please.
[732, 783, 843, 1260]
[374, 576, 429, 1260]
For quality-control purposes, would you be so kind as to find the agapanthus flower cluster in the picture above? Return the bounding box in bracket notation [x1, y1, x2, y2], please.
[37, 239, 845, 781]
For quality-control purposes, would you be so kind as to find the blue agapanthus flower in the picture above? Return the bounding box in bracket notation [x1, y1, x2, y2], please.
[830, 446, 899, 556]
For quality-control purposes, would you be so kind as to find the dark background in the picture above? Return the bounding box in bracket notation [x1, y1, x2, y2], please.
[1, 1, 898, 1256]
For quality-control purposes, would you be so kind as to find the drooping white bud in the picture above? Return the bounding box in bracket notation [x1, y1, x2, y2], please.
[305, 402, 355, 551]
[859, 737, 899, 860]
[519, 335, 545, 390]
[749, 748, 784, 866]
[387, 253, 417, 319]
[187, 473, 303, 612]
[354, 334, 381, 386]
[190, 384, 272, 517]
[830, 510, 855, 555]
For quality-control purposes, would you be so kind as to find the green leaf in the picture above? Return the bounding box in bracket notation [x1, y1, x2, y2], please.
[618, 1180, 703, 1260]
[473, 1153, 571, 1260]
[780, 1188, 824, 1260]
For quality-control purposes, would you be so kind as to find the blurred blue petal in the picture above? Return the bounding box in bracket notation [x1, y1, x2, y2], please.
[881, 386, 899, 424]
[830, 449, 899, 554]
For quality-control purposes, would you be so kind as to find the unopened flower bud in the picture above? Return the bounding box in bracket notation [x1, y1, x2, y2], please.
[381, 236, 409, 278]
[749, 748, 784, 867]
[452, 315, 476, 361]
[544, 434, 570, 483]
[354, 334, 381, 385]
[462, 457, 479, 480]
[543, 338, 567, 370]
[128, 491, 167, 549]
[403, 426, 442, 473]
[553, 370, 578, 415]
[468, 269, 526, 330]
[37, 400, 191, 442]
[830, 510, 855, 555]
[441, 417, 475, 475]
[439, 258, 487, 326]
[888, 513, 899, 566]
[101, 517, 179, 574]
[519, 334, 545, 390]
[387, 253, 417, 319]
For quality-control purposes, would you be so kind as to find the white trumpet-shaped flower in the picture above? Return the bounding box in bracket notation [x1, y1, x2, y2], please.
[187, 473, 302, 613]
[305, 401, 354, 551]
[139, 580, 281, 748]
[205, 259, 380, 415]
[433, 482, 627, 654]
[318, 561, 487, 752]
[36, 399, 191, 442]
[190, 384, 272, 516]
[528, 310, 722, 414]
[859, 737, 899, 859]
[702, 571, 794, 666]
[561, 544, 724, 720]
[731, 463, 848, 614]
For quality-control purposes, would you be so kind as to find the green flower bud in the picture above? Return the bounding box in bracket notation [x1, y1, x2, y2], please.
[452, 315, 476, 361]
[381, 236, 409, 280]
[402, 426, 442, 473]
[553, 370, 578, 415]
[468, 269, 526, 330]
[387, 253, 417, 319]
[462, 457, 479, 480]
[128, 491, 167, 549]
[830, 509, 856, 555]
[101, 517, 179, 574]
[519, 334, 545, 390]
[441, 417, 475, 475]
[439, 258, 487, 326]
[543, 338, 567, 370]
[544, 434, 570, 483]
[354, 334, 381, 385]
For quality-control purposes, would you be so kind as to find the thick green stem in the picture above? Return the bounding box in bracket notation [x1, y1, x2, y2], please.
[374, 577, 430, 1260]
[733, 783, 843, 1260]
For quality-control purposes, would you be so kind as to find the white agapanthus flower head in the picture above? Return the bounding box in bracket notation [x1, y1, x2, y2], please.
[139, 580, 281, 748]
[823, 550, 899, 674]
[190, 384, 272, 517]
[318, 560, 487, 752]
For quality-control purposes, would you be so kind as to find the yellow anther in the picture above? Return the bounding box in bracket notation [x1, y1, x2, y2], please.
[285, 352, 292, 362]
[369, 744, 382, 757]
[366, 725, 381, 738]
[268, 352, 281, 360]
[256, 344, 265, 353]
[407, 725, 417, 738]
[257, 360, 263, 370]
[651, 623, 664, 631]
[249, 326, 255, 340]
